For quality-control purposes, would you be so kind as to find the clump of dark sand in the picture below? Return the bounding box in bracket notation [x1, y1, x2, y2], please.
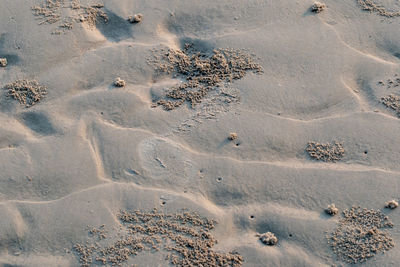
[74, 209, 243, 267]
[32, 0, 108, 34]
[328, 207, 395, 264]
[381, 94, 400, 117]
[3, 79, 47, 107]
[358, 0, 400, 17]
[306, 141, 345, 162]
[149, 44, 263, 110]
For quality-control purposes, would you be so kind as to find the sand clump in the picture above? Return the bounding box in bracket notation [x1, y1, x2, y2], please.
[73, 209, 243, 267]
[381, 94, 400, 117]
[31, 0, 62, 25]
[149, 44, 262, 110]
[88, 225, 108, 240]
[32, 0, 108, 33]
[114, 77, 126, 87]
[358, 0, 400, 17]
[378, 75, 400, 89]
[228, 133, 238, 141]
[128, 14, 143, 23]
[306, 141, 345, 162]
[311, 2, 326, 13]
[3, 79, 47, 107]
[325, 204, 339, 216]
[385, 200, 399, 209]
[0, 58, 7, 67]
[328, 207, 395, 264]
[257, 232, 278, 246]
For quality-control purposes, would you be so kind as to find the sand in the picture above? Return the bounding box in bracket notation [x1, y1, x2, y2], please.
[1, 0, 400, 266]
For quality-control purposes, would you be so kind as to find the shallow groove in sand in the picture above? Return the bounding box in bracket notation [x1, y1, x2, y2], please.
[320, 19, 398, 66]
[98, 117, 400, 176]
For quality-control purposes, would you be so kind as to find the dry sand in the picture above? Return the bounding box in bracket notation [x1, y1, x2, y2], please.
[1, 0, 400, 266]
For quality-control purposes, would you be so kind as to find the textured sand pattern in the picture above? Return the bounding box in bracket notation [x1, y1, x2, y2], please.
[32, 0, 108, 34]
[0, 0, 400, 266]
[74, 209, 243, 267]
[328, 207, 395, 263]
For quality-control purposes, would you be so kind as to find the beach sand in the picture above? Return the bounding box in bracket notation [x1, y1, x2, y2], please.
[0, 0, 400, 266]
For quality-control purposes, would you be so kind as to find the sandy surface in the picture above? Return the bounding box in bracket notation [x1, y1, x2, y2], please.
[1, 0, 400, 266]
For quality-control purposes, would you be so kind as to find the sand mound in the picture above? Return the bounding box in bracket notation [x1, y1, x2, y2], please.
[32, 0, 108, 34]
[306, 141, 345, 162]
[149, 44, 262, 110]
[357, 0, 400, 17]
[74, 209, 243, 267]
[328, 207, 395, 264]
[3, 79, 47, 107]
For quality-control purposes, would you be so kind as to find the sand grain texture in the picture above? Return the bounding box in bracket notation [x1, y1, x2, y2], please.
[0, 0, 400, 266]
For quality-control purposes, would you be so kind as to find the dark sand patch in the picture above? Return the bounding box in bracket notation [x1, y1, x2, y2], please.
[74, 209, 243, 267]
[95, 9, 132, 42]
[19, 111, 56, 135]
[327, 206, 395, 264]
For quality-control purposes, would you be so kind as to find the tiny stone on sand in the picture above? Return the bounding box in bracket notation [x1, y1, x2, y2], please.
[257, 232, 278, 246]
